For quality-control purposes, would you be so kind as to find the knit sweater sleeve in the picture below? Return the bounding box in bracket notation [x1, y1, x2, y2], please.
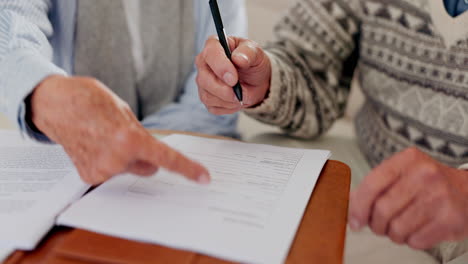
[244, 0, 362, 139]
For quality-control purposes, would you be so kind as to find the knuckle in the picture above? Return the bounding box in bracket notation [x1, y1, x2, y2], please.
[406, 146, 421, 155]
[198, 88, 205, 101]
[246, 40, 260, 52]
[97, 161, 117, 176]
[442, 203, 461, 223]
[84, 178, 98, 186]
[77, 167, 93, 185]
[114, 127, 139, 150]
[205, 37, 214, 46]
[419, 164, 441, 180]
[450, 214, 464, 232]
[369, 220, 378, 234]
[196, 74, 210, 91]
[450, 218, 465, 240]
[195, 73, 203, 87]
[198, 89, 211, 104]
[402, 147, 422, 160]
[429, 212, 458, 240]
[205, 39, 217, 54]
[80, 77, 106, 90]
[79, 76, 99, 85]
[402, 146, 424, 161]
[375, 199, 391, 220]
[407, 240, 423, 250]
[195, 54, 203, 67]
[432, 186, 450, 202]
[83, 178, 94, 185]
[388, 221, 406, 243]
[88, 169, 107, 185]
[204, 93, 213, 105]
[207, 36, 218, 45]
[200, 91, 207, 104]
[120, 102, 132, 113]
[207, 107, 218, 115]
[362, 177, 379, 196]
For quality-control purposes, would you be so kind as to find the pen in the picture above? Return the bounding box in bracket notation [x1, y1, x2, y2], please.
[209, 0, 243, 105]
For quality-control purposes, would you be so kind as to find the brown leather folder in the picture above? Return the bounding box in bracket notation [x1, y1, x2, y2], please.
[5, 160, 350, 264]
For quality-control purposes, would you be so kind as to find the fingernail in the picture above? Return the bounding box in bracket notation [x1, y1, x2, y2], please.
[223, 72, 236, 86]
[234, 53, 250, 64]
[197, 173, 211, 185]
[350, 218, 361, 231]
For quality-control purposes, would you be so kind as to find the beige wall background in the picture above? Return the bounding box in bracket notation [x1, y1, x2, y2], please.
[246, 0, 290, 44]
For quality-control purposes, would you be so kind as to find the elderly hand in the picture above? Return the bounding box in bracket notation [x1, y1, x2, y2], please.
[349, 147, 468, 249]
[195, 36, 271, 115]
[30, 75, 210, 185]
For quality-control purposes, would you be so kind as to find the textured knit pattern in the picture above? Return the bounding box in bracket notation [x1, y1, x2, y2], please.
[245, 0, 468, 170]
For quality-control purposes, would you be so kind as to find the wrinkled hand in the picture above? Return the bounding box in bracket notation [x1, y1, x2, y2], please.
[349, 147, 468, 249]
[30, 75, 210, 185]
[195, 36, 271, 115]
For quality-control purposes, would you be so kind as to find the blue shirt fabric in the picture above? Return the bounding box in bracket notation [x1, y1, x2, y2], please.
[444, 0, 468, 17]
[0, 0, 247, 140]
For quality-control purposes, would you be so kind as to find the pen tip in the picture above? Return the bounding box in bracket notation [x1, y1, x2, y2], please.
[240, 101, 244, 106]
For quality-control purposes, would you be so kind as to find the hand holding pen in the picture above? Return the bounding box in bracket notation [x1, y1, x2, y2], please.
[195, 0, 272, 115]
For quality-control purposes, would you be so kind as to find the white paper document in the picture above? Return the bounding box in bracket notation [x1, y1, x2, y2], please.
[58, 135, 330, 264]
[0, 130, 89, 250]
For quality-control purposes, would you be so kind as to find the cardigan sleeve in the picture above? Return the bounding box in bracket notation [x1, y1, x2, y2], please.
[245, 0, 363, 139]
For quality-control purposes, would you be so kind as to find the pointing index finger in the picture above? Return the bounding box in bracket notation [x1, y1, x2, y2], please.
[138, 134, 210, 184]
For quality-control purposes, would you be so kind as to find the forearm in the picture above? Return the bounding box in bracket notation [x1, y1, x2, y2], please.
[245, 0, 361, 138]
[244, 50, 325, 139]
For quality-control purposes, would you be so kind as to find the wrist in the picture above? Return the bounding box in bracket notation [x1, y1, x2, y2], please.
[24, 93, 42, 134]
[30, 75, 69, 131]
[249, 54, 272, 108]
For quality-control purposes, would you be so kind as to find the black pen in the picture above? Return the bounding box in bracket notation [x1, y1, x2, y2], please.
[209, 0, 243, 105]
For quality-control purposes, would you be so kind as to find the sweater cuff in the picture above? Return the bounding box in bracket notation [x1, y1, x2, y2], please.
[244, 52, 287, 120]
[0, 49, 66, 142]
[20, 97, 53, 143]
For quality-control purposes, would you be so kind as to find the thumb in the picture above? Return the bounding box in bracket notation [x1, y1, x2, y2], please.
[231, 40, 264, 70]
